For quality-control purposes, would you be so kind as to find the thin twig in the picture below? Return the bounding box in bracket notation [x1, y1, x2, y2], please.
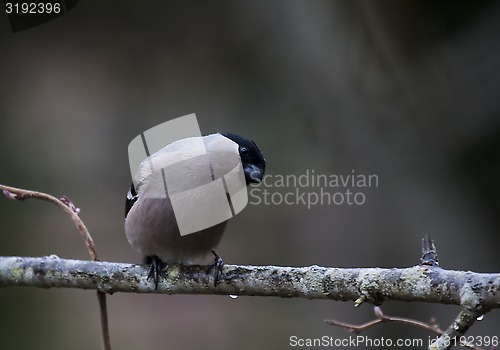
[97, 291, 111, 350]
[1, 184, 98, 260]
[325, 306, 443, 334]
[325, 307, 483, 350]
[0, 184, 111, 350]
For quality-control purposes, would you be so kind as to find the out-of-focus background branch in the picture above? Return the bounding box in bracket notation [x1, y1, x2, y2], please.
[1, 1, 499, 349]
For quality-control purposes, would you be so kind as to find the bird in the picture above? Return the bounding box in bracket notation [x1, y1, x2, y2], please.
[125, 132, 266, 289]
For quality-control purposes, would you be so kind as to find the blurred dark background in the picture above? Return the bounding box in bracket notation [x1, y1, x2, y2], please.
[1, 1, 499, 349]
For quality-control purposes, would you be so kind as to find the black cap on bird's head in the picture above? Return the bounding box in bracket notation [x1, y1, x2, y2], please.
[221, 133, 266, 185]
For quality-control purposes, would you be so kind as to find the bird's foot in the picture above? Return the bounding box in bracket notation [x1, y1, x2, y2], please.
[206, 250, 224, 287]
[147, 255, 164, 290]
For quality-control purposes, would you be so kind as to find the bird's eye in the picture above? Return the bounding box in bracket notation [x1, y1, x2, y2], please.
[240, 146, 249, 156]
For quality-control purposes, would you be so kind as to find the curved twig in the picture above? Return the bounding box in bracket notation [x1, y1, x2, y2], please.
[0, 184, 110, 350]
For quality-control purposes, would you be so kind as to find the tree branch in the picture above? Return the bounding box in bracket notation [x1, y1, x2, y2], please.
[1, 256, 499, 308]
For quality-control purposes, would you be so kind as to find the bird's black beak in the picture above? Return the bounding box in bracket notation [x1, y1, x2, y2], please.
[244, 164, 264, 184]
